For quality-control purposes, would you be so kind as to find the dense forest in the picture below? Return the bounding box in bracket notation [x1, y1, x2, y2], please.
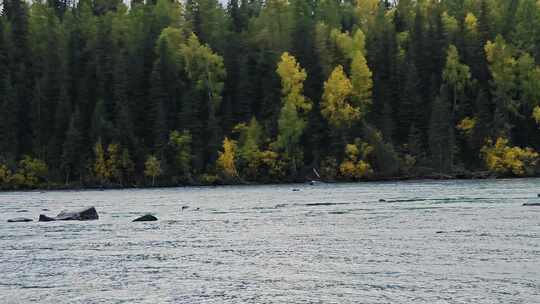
[1, 0, 540, 189]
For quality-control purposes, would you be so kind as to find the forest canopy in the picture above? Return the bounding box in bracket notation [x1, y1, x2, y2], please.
[1, 0, 540, 189]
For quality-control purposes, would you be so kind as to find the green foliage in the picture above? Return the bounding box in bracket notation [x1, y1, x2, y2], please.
[234, 118, 263, 180]
[485, 35, 519, 135]
[168, 130, 193, 181]
[2, 0, 540, 188]
[533, 106, 540, 127]
[144, 155, 162, 186]
[10, 156, 49, 189]
[443, 45, 471, 113]
[0, 163, 13, 188]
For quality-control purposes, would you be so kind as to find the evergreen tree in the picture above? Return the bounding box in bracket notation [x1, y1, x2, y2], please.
[429, 86, 454, 173]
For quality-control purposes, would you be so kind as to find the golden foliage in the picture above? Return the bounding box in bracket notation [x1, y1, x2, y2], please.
[355, 0, 379, 28]
[350, 51, 373, 109]
[5, 156, 49, 188]
[94, 141, 121, 184]
[533, 106, 540, 127]
[464, 13, 478, 33]
[339, 143, 373, 180]
[481, 137, 539, 176]
[94, 140, 108, 183]
[217, 137, 238, 180]
[276, 52, 311, 112]
[321, 65, 358, 128]
[457, 117, 477, 137]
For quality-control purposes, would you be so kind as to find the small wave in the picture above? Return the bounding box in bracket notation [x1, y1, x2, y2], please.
[304, 202, 351, 207]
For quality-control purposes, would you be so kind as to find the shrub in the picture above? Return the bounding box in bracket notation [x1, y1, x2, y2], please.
[481, 137, 539, 176]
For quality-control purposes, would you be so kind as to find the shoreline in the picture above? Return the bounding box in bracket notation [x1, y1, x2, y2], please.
[1, 171, 533, 193]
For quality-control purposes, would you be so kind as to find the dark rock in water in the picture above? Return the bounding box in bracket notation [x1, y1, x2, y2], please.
[181, 206, 190, 212]
[7, 217, 33, 223]
[39, 214, 56, 222]
[16, 210, 29, 213]
[537, 194, 540, 198]
[41, 208, 50, 211]
[523, 203, 540, 206]
[133, 214, 158, 222]
[39, 206, 99, 222]
[56, 207, 99, 220]
[292, 188, 300, 192]
[379, 199, 386, 202]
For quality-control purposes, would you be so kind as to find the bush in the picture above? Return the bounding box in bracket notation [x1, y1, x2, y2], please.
[338, 143, 373, 180]
[11, 156, 49, 188]
[481, 137, 539, 176]
[0, 164, 13, 189]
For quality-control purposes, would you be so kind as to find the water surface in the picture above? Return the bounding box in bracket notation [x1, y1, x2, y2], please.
[1, 179, 539, 303]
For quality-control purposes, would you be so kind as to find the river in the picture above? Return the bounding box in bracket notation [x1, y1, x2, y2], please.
[1, 179, 539, 303]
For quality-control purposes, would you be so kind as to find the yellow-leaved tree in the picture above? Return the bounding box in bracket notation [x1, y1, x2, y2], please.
[350, 50, 373, 111]
[94, 140, 109, 185]
[217, 137, 238, 181]
[94, 140, 121, 185]
[321, 65, 357, 129]
[144, 155, 162, 186]
[276, 52, 310, 112]
[321, 39, 372, 130]
[275, 52, 311, 175]
[355, 0, 379, 30]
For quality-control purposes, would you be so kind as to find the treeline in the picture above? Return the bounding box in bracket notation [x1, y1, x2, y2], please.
[1, 0, 540, 189]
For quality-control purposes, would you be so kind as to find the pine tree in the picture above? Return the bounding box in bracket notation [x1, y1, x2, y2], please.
[0, 72, 18, 162]
[61, 110, 83, 184]
[429, 86, 454, 173]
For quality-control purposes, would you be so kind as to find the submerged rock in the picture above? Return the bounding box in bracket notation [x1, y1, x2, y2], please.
[133, 214, 158, 222]
[7, 217, 33, 223]
[39, 206, 99, 222]
[523, 203, 540, 206]
[378, 199, 387, 202]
